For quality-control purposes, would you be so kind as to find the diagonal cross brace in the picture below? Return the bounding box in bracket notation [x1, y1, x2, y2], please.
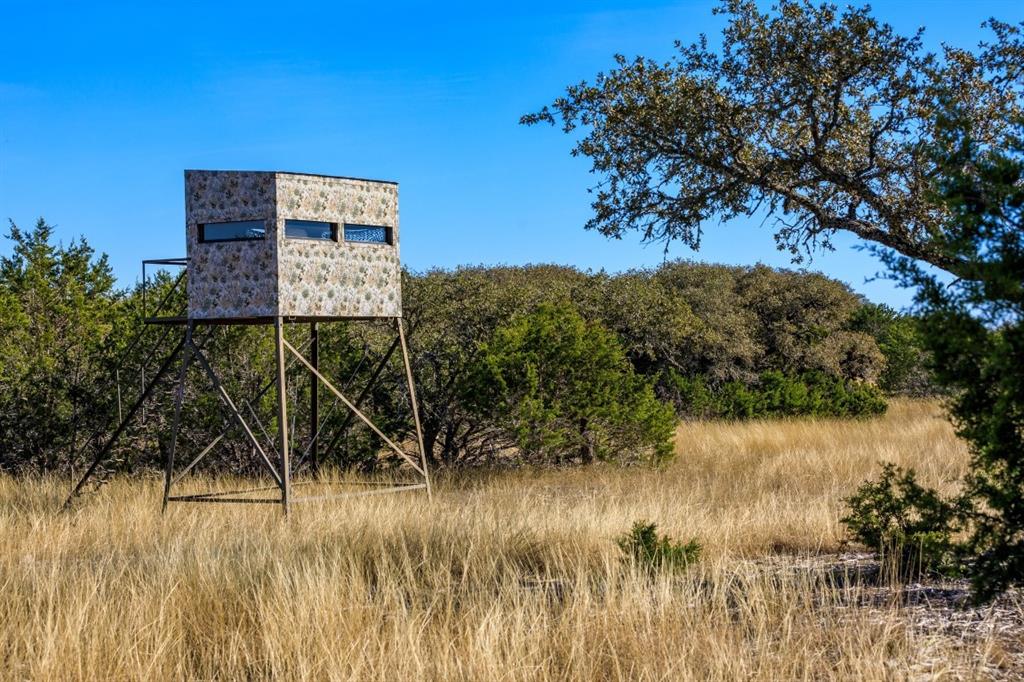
[318, 334, 401, 466]
[64, 332, 188, 509]
[282, 337, 426, 477]
[169, 432, 225, 488]
[161, 332, 316, 506]
[188, 343, 283, 488]
[165, 338, 312, 489]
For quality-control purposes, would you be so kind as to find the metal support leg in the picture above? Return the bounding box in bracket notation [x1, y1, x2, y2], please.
[163, 321, 195, 512]
[309, 322, 319, 476]
[63, 332, 187, 509]
[397, 317, 432, 499]
[275, 318, 291, 515]
[283, 338, 425, 476]
[190, 345, 283, 487]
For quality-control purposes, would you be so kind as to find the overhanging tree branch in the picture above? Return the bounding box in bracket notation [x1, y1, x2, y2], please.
[522, 0, 1023, 279]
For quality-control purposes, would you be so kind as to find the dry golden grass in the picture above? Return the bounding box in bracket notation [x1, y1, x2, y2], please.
[0, 400, 1017, 680]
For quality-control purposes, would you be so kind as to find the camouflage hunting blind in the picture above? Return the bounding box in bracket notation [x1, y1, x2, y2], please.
[185, 170, 402, 320]
[65, 170, 431, 514]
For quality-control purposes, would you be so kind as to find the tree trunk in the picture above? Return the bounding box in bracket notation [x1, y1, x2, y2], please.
[578, 417, 594, 464]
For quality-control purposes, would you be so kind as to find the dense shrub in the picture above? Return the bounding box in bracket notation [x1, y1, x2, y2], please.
[0, 220, 127, 473]
[464, 304, 675, 465]
[842, 464, 966, 580]
[664, 369, 887, 420]
[849, 304, 936, 396]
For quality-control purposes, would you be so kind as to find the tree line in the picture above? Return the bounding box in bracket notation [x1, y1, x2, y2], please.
[0, 222, 927, 477]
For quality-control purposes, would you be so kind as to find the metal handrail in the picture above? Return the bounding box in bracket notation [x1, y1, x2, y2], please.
[141, 257, 187, 321]
[74, 258, 190, 465]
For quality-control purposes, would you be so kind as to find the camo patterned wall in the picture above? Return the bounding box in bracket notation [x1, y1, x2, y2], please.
[185, 170, 279, 319]
[275, 173, 402, 318]
[184, 170, 402, 319]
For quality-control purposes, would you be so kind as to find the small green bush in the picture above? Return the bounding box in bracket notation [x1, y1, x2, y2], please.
[616, 521, 701, 573]
[842, 463, 966, 581]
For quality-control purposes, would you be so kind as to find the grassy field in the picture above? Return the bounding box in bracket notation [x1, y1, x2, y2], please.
[1, 400, 1020, 680]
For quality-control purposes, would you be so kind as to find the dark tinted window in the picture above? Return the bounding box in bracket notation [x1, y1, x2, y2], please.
[344, 224, 391, 244]
[285, 219, 336, 241]
[199, 220, 266, 242]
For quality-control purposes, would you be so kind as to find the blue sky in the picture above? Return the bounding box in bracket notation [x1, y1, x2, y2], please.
[1, 0, 1019, 308]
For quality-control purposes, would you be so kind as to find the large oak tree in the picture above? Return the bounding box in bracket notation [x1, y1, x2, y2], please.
[522, 0, 1023, 277]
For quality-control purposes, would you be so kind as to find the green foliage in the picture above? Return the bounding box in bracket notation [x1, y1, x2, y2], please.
[664, 369, 887, 420]
[842, 464, 966, 580]
[876, 108, 1024, 601]
[849, 304, 936, 396]
[651, 263, 884, 386]
[465, 304, 675, 465]
[757, 371, 887, 418]
[523, 0, 1022, 279]
[0, 219, 126, 473]
[398, 265, 597, 466]
[616, 521, 701, 573]
[736, 267, 883, 383]
[399, 262, 901, 466]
